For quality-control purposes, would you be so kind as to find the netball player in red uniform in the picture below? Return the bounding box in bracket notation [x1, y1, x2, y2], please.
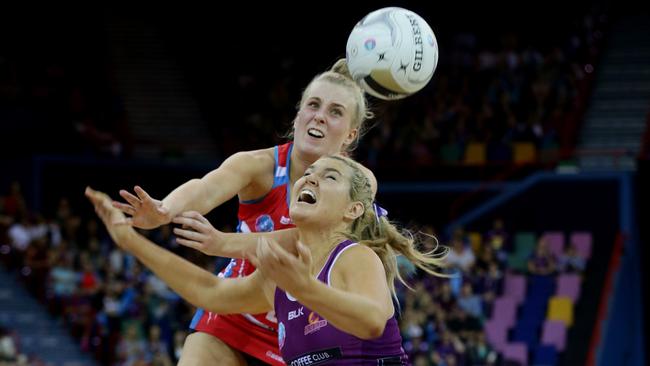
[112, 60, 373, 365]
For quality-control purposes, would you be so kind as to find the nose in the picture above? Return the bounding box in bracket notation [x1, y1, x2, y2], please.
[305, 174, 318, 187]
[314, 110, 327, 124]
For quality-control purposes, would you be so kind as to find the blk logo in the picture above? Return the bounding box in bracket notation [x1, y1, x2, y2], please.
[288, 307, 304, 320]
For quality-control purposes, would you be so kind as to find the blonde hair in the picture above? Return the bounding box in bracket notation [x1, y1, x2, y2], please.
[290, 59, 374, 154]
[329, 155, 448, 299]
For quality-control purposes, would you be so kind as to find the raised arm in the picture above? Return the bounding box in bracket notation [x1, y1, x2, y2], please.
[86, 187, 273, 314]
[256, 238, 394, 340]
[163, 150, 273, 217]
[113, 149, 274, 229]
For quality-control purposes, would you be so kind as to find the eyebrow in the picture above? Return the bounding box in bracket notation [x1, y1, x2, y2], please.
[322, 167, 343, 176]
[306, 165, 343, 176]
[307, 97, 347, 110]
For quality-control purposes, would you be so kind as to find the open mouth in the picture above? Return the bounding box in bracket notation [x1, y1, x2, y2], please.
[297, 189, 317, 204]
[307, 128, 324, 139]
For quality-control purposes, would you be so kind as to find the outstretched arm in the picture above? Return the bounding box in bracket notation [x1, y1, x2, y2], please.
[171, 210, 299, 258]
[86, 187, 273, 314]
[112, 149, 273, 229]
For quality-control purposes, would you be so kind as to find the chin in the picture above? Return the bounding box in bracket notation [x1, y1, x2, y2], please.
[288, 214, 310, 227]
[289, 207, 324, 224]
[299, 138, 335, 155]
[288, 205, 305, 218]
[300, 141, 325, 154]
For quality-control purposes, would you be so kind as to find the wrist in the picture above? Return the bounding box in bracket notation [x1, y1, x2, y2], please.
[160, 200, 175, 219]
[115, 227, 138, 250]
[210, 229, 226, 256]
[292, 275, 318, 300]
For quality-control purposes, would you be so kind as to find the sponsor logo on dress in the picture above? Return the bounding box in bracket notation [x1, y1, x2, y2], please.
[304, 312, 328, 335]
[278, 322, 286, 349]
[288, 347, 342, 366]
[280, 215, 292, 225]
[266, 350, 284, 362]
[255, 214, 274, 232]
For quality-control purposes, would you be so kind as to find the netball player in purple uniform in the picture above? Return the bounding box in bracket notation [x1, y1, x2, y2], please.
[86, 155, 447, 365]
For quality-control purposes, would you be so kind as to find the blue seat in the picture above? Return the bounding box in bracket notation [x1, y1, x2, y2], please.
[520, 298, 547, 325]
[512, 321, 539, 349]
[533, 345, 558, 365]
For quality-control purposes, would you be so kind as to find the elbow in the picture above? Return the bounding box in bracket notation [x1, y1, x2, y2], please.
[354, 304, 392, 340]
[193, 279, 226, 314]
[367, 323, 386, 340]
[358, 317, 387, 340]
[200, 299, 231, 316]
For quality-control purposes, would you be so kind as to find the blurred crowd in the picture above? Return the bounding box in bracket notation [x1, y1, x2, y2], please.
[0, 181, 218, 364]
[396, 220, 586, 366]
[1, 179, 589, 365]
[1, 9, 608, 171]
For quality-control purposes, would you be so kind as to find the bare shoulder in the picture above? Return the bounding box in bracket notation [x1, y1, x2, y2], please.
[218, 147, 276, 179]
[248, 146, 276, 160]
[231, 147, 277, 199]
[228, 147, 275, 170]
[337, 243, 383, 267]
[330, 243, 385, 285]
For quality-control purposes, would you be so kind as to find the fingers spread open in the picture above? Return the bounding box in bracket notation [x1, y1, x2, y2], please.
[133, 186, 152, 202]
[173, 227, 206, 242]
[119, 190, 142, 208]
[175, 237, 204, 251]
[180, 211, 210, 225]
[112, 201, 136, 215]
[172, 216, 208, 233]
[267, 239, 294, 265]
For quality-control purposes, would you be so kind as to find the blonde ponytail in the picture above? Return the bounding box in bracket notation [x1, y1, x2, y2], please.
[356, 217, 449, 300]
[330, 155, 449, 300]
[330, 58, 353, 79]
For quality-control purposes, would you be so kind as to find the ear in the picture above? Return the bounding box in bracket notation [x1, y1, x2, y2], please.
[343, 128, 358, 147]
[343, 201, 365, 221]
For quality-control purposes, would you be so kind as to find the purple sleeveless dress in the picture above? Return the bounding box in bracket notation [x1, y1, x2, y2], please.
[274, 240, 409, 365]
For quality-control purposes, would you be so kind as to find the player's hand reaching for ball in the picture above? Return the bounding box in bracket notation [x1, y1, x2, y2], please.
[112, 186, 172, 229]
[85, 187, 136, 247]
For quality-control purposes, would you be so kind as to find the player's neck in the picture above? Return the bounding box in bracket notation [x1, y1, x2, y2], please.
[297, 227, 347, 274]
[289, 151, 317, 186]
